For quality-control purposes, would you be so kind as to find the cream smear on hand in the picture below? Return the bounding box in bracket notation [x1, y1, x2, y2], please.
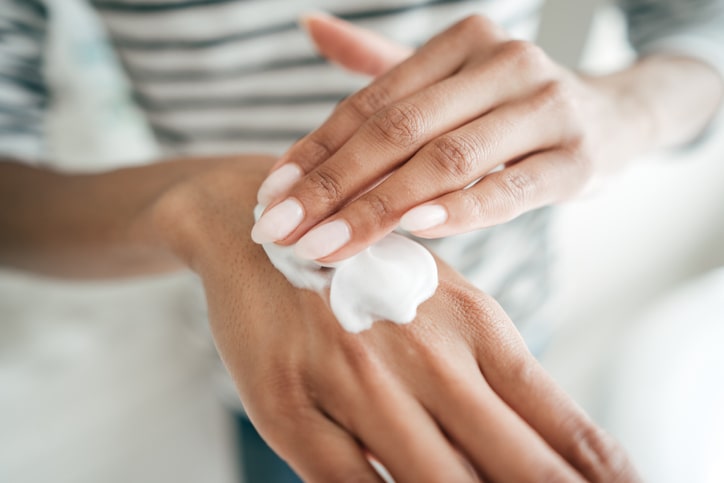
[254, 205, 438, 333]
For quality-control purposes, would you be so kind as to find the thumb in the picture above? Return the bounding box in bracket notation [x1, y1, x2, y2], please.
[300, 12, 413, 77]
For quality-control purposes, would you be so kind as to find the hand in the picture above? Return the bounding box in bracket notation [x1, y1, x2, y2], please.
[251, 14, 667, 262]
[152, 158, 638, 482]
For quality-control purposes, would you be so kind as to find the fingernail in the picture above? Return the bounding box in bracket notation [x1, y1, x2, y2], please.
[299, 10, 332, 25]
[400, 205, 448, 232]
[251, 198, 304, 244]
[257, 164, 303, 205]
[294, 220, 351, 260]
[298, 11, 333, 37]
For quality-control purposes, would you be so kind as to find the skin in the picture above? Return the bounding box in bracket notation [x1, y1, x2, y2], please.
[0, 156, 639, 481]
[9, 11, 711, 482]
[256, 14, 724, 263]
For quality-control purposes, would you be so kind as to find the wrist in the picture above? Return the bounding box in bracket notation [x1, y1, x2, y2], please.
[588, 55, 724, 155]
[583, 70, 657, 167]
[147, 155, 276, 274]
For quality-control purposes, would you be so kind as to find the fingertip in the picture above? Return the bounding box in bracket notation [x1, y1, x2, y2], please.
[298, 10, 333, 35]
[299, 11, 343, 53]
[299, 10, 334, 25]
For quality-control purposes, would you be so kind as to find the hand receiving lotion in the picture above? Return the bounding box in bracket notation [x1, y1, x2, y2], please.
[254, 205, 438, 333]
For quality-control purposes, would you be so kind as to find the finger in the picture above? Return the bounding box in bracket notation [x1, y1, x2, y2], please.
[410, 332, 582, 482]
[258, 15, 507, 205]
[400, 147, 589, 238]
[410, 284, 583, 482]
[489, 359, 639, 482]
[433, 378, 583, 482]
[290, 82, 568, 260]
[260, 407, 385, 483]
[468, 317, 640, 481]
[300, 12, 413, 76]
[317, 345, 476, 482]
[441, 281, 639, 482]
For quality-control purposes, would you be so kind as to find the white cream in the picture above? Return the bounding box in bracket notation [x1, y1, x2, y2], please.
[254, 205, 438, 333]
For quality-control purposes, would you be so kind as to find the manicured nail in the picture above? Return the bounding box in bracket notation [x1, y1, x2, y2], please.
[400, 205, 448, 232]
[257, 164, 303, 205]
[294, 220, 351, 260]
[299, 10, 333, 28]
[251, 198, 304, 244]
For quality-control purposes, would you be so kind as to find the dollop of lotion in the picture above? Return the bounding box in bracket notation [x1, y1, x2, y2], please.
[254, 205, 438, 333]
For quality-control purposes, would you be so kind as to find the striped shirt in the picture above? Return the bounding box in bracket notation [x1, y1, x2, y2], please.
[2, 0, 724, 336]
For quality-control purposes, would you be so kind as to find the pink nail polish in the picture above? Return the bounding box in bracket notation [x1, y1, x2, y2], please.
[257, 164, 303, 206]
[294, 220, 351, 260]
[400, 205, 448, 232]
[251, 198, 304, 244]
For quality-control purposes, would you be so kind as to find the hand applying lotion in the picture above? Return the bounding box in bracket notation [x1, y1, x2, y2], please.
[253, 205, 437, 333]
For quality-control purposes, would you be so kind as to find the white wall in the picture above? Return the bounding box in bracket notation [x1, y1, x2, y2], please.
[540, 6, 724, 480]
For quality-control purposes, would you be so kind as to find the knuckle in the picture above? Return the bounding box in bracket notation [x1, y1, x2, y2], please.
[438, 280, 523, 354]
[567, 423, 632, 482]
[359, 191, 396, 225]
[303, 134, 336, 162]
[428, 134, 481, 179]
[474, 169, 543, 225]
[263, 362, 307, 403]
[463, 190, 492, 223]
[542, 79, 569, 103]
[506, 352, 538, 387]
[448, 287, 493, 320]
[499, 39, 549, 74]
[305, 168, 345, 205]
[347, 84, 391, 119]
[439, 282, 502, 330]
[451, 14, 505, 38]
[456, 14, 495, 35]
[370, 102, 426, 147]
[253, 371, 309, 432]
[492, 169, 537, 206]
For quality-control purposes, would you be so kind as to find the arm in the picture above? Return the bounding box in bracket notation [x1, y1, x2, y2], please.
[618, 0, 724, 146]
[0, 5, 636, 478]
[588, 55, 722, 151]
[250, 13, 724, 263]
[0, 154, 638, 481]
[0, 157, 211, 278]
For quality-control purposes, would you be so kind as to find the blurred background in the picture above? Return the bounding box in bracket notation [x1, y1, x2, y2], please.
[0, 0, 722, 482]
